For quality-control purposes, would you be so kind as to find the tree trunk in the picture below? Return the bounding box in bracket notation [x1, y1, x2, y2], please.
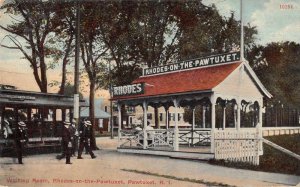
[89, 81, 99, 150]
[59, 35, 74, 95]
[58, 61, 67, 95]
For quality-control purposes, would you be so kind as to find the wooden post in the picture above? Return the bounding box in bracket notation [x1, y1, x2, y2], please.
[192, 108, 195, 130]
[237, 99, 241, 131]
[117, 103, 122, 147]
[164, 106, 169, 129]
[14, 107, 19, 125]
[210, 96, 216, 153]
[258, 100, 263, 155]
[173, 99, 179, 151]
[0, 105, 3, 130]
[69, 107, 73, 122]
[192, 107, 195, 146]
[154, 105, 159, 129]
[203, 106, 206, 128]
[143, 101, 148, 149]
[223, 106, 226, 130]
[27, 107, 31, 122]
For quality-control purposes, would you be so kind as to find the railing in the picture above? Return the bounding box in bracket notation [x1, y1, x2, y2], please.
[178, 128, 211, 146]
[147, 129, 174, 149]
[119, 129, 174, 150]
[214, 129, 260, 165]
[119, 129, 144, 148]
[263, 127, 300, 136]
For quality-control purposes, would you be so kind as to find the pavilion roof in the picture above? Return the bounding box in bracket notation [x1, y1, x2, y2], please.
[113, 62, 241, 101]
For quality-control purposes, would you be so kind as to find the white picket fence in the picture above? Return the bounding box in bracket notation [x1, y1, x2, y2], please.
[214, 129, 260, 165]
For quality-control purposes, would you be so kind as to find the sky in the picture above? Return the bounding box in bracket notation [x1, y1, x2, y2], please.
[0, 0, 299, 78]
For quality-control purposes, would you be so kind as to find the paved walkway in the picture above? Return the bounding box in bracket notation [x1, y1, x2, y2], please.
[0, 137, 299, 187]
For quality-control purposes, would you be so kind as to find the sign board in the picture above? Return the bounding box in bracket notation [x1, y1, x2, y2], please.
[0, 94, 36, 101]
[143, 52, 240, 76]
[113, 83, 144, 97]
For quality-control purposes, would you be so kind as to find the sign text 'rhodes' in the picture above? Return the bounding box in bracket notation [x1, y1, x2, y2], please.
[113, 83, 144, 97]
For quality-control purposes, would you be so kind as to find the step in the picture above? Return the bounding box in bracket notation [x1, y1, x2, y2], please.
[118, 147, 214, 160]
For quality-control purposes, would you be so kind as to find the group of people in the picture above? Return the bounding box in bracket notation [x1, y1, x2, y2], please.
[10, 118, 97, 165]
[61, 119, 96, 164]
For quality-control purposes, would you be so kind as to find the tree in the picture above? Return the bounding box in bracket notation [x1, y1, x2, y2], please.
[79, 2, 108, 128]
[61, 83, 83, 99]
[248, 42, 300, 107]
[178, 7, 257, 60]
[0, 1, 75, 93]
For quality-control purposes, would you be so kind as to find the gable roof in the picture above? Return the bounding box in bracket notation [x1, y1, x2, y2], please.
[80, 99, 110, 118]
[113, 62, 242, 100]
[243, 61, 272, 98]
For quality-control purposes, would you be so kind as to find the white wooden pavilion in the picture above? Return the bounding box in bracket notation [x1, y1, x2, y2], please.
[112, 52, 272, 165]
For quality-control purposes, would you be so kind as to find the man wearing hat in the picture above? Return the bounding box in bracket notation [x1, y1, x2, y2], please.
[69, 119, 78, 156]
[14, 121, 28, 164]
[62, 121, 72, 164]
[77, 119, 96, 159]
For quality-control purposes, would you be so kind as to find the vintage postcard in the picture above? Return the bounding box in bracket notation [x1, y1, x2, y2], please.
[0, 0, 299, 186]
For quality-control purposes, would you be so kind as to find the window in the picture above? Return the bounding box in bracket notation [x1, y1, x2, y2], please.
[104, 106, 108, 112]
[127, 106, 135, 113]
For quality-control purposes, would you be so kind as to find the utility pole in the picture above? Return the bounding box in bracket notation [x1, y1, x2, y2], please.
[73, 0, 80, 125]
[240, 0, 244, 61]
[109, 61, 114, 139]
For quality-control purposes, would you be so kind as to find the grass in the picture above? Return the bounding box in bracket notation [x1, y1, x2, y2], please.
[121, 169, 235, 187]
[209, 134, 300, 176]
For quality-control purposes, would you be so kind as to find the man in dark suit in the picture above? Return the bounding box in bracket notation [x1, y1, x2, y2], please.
[62, 121, 72, 164]
[69, 120, 77, 156]
[14, 121, 28, 164]
[77, 120, 96, 159]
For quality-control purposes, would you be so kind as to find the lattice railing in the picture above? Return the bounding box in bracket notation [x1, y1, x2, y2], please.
[147, 129, 174, 149]
[179, 129, 211, 146]
[119, 129, 174, 149]
[214, 130, 260, 165]
[119, 129, 144, 148]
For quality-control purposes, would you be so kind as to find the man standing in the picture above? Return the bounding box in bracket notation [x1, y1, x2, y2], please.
[77, 120, 96, 159]
[69, 120, 78, 156]
[62, 121, 72, 164]
[14, 121, 28, 164]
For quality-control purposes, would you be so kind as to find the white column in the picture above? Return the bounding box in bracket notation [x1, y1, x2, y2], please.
[117, 103, 122, 147]
[173, 99, 179, 151]
[258, 100, 263, 155]
[165, 107, 169, 129]
[143, 101, 148, 149]
[237, 99, 241, 131]
[234, 104, 237, 128]
[210, 96, 216, 153]
[192, 108, 195, 129]
[223, 106, 226, 130]
[202, 106, 206, 128]
[192, 108, 195, 146]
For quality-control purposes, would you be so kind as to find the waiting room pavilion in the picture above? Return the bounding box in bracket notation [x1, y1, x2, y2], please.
[112, 52, 272, 154]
